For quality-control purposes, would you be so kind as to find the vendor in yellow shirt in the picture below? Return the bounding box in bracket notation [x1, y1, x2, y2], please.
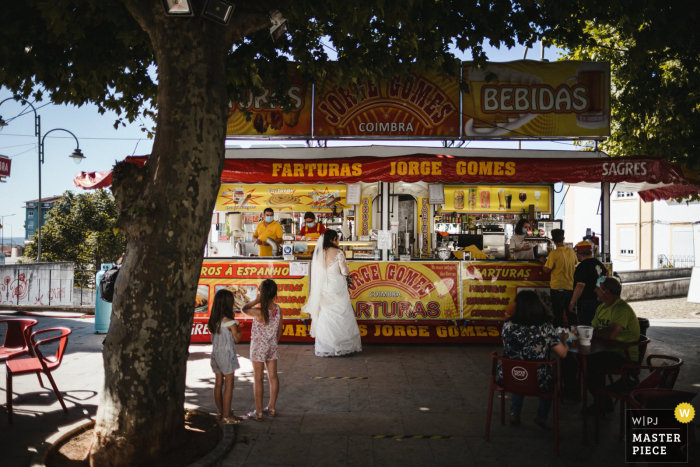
[253, 208, 283, 257]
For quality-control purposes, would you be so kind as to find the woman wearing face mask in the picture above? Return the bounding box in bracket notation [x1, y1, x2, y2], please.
[253, 208, 283, 257]
[510, 218, 535, 260]
[299, 212, 327, 241]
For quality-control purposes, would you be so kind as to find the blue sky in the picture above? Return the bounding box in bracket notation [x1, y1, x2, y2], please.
[0, 42, 576, 242]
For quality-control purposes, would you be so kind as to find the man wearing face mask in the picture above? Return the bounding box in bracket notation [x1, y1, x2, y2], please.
[253, 208, 283, 257]
[299, 212, 326, 240]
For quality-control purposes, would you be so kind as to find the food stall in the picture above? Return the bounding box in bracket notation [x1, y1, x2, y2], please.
[74, 146, 700, 344]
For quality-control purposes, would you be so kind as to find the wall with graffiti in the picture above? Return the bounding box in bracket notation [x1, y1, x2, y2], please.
[0, 262, 74, 306]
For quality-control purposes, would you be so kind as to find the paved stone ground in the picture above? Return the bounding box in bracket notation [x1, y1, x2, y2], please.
[629, 296, 700, 320]
[1, 309, 699, 467]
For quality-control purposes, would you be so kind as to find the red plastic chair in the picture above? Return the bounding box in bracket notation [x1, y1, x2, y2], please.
[485, 351, 560, 456]
[0, 318, 38, 361]
[6, 327, 72, 423]
[594, 354, 683, 443]
[605, 335, 651, 385]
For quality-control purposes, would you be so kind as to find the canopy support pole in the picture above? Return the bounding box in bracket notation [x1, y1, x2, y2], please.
[381, 181, 390, 260]
[601, 182, 611, 262]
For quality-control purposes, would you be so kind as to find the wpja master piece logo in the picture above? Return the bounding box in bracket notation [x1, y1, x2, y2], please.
[626, 402, 695, 463]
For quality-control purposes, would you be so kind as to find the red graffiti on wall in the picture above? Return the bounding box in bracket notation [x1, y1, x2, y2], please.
[1, 274, 28, 304]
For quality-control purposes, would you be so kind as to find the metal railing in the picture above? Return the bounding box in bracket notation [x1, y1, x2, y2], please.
[658, 255, 695, 269]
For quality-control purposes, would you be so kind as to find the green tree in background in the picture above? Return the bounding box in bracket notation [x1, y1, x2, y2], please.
[557, 2, 700, 175]
[24, 190, 126, 270]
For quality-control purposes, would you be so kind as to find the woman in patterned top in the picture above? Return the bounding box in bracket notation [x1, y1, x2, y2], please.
[500, 290, 569, 429]
[241, 279, 284, 421]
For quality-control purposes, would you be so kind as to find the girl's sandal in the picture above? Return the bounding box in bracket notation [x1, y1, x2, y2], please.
[262, 407, 277, 418]
[222, 417, 243, 425]
[247, 410, 264, 422]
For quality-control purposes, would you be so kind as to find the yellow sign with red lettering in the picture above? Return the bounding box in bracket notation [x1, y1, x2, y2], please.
[197, 261, 310, 319]
[347, 262, 460, 319]
[315, 69, 460, 137]
[215, 184, 347, 212]
[461, 261, 551, 320]
[463, 60, 610, 138]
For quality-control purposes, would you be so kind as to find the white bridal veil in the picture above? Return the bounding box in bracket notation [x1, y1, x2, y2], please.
[301, 233, 326, 337]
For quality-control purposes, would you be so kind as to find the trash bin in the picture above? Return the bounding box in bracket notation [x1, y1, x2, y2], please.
[638, 317, 650, 337]
[95, 263, 114, 334]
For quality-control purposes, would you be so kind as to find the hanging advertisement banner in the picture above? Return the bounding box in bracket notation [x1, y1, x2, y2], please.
[462, 60, 610, 139]
[443, 185, 551, 214]
[226, 65, 312, 137]
[347, 261, 460, 320]
[215, 184, 347, 212]
[0, 155, 11, 178]
[359, 196, 372, 236]
[461, 261, 551, 320]
[417, 197, 430, 254]
[314, 70, 460, 138]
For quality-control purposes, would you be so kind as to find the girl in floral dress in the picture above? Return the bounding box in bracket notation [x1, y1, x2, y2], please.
[241, 279, 283, 421]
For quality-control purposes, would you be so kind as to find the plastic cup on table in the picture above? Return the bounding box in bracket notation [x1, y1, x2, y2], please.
[577, 326, 594, 346]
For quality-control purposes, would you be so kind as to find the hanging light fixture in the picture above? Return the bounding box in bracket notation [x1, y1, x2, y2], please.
[203, 0, 235, 25]
[69, 148, 86, 165]
[162, 0, 194, 16]
[269, 10, 288, 42]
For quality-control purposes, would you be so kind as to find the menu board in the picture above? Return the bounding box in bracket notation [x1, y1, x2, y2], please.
[461, 261, 551, 320]
[216, 184, 347, 212]
[442, 185, 551, 214]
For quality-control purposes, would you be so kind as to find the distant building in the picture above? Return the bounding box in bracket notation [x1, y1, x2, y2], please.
[22, 195, 62, 243]
[563, 186, 699, 271]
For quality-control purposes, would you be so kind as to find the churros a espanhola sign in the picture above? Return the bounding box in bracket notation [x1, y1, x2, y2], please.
[347, 262, 460, 320]
[215, 184, 347, 212]
[463, 60, 610, 138]
[461, 261, 551, 320]
[314, 70, 460, 137]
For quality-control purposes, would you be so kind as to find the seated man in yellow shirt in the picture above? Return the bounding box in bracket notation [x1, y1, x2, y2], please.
[253, 208, 283, 257]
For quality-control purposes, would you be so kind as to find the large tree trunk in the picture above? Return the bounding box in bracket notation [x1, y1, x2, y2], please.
[89, 2, 272, 465]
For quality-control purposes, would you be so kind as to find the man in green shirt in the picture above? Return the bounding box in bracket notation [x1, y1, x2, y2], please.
[584, 277, 641, 414]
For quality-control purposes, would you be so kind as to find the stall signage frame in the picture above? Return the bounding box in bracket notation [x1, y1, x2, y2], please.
[216, 183, 347, 212]
[346, 183, 362, 205]
[428, 184, 445, 205]
[462, 60, 611, 139]
[226, 63, 313, 138]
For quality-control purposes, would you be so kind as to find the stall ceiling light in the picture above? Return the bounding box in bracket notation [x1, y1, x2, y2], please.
[162, 0, 194, 16]
[203, 0, 235, 25]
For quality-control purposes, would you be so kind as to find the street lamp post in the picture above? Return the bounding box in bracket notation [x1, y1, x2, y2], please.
[0, 97, 85, 263]
[38, 129, 85, 262]
[0, 214, 16, 255]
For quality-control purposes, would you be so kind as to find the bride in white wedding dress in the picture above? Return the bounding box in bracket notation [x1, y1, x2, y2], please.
[302, 231, 362, 357]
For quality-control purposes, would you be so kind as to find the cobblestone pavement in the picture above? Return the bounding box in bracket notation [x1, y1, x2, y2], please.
[2, 311, 699, 467]
[629, 296, 700, 320]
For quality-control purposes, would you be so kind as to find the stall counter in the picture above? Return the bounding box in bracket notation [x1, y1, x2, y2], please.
[190, 258, 595, 344]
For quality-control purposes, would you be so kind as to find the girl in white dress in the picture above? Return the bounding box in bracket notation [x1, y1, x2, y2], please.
[302, 231, 362, 357]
